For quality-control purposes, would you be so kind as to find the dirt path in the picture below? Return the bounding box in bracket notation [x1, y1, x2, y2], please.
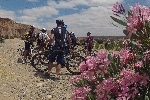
[0, 38, 73, 100]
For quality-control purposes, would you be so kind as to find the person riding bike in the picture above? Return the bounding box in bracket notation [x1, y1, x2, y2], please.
[85, 32, 93, 56]
[23, 25, 36, 64]
[45, 20, 71, 79]
[38, 28, 50, 51]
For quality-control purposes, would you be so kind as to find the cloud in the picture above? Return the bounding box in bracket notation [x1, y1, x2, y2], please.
[43, 0, 124, 37]
[17, 5, 59, 26]
[47, 0, 89, 9]
[16, 0, 124, 37]
[0, 9, 16, 20]
[88, 0, 123, 6]
[27, 0, 38, 2]
[21, 6, 58, 18]
[47, 0, 123, 9]
[18, 16, 37, 23]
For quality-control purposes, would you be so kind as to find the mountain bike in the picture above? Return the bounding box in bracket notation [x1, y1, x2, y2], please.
[31, 45, 86, 75]
[17, 42, 38, 63]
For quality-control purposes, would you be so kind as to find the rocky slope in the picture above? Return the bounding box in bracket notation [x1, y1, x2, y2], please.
[0, 17, 41, 38]
[0, 38, 74, 100]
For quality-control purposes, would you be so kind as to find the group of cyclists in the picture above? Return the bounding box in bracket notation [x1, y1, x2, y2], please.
[22, 20, 93, 79]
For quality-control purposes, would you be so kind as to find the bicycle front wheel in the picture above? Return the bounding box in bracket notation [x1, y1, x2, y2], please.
[31, 53, 48, 72]
[65, 55, 85, 75]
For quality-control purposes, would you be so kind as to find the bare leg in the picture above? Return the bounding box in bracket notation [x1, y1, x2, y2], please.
[23, 50, 29, 63]
[48, 62, 53, 72]
[56, 64, 61, 75]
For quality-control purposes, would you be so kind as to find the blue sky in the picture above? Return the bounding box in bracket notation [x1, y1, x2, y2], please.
[0, 0, 150, 37]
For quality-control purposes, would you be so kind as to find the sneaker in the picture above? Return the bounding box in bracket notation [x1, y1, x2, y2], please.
[39, 51, 42, 53]
[54, 75, 60, 80]
[44, 72, 50, 78]
[22, 59, 26, 64]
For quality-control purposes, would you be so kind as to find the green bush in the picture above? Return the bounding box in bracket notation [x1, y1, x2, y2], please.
[0, 36, 5, 43]
[94, 42, 99, 49]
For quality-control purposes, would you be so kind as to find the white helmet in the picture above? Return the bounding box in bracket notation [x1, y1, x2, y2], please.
[41, 28, 46, 32]
[71, 32, 74, 34]
[41, 28, 46, 31]
[30, 25, 35, 29]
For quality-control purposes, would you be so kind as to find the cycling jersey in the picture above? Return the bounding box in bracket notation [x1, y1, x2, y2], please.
[51, 26, 67, 48]
[39, 32, 50, 42]
[25, 31, 35, 43]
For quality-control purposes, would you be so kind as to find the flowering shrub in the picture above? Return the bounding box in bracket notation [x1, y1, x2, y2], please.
[70, 49, 149, 100]
[70, 2, 150, 100]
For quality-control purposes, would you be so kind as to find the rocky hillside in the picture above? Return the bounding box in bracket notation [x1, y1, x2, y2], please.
[0, 17, 41, 38]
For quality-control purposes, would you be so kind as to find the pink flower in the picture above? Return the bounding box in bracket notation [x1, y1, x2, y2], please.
[95, 78, 116, 100]
[126, 3, 150, 37]
[138, 73, 149, 86]
[71, 86, 91, 100]
[70, 75, 82, 84]
[86, 56, 97, 71]
[79, 61, 87, 72]
[81, 71, 97, 82]
[97, 49, 108, 60]
[134, 61, 143, 68]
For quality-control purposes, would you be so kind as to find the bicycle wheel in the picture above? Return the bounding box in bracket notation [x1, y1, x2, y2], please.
[40, 50, 50, 65]
[31, 53, 48, 72]
[65, 55, 86, 75]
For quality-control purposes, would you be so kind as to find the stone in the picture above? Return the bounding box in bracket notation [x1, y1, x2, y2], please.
[46, 95, 52, 99]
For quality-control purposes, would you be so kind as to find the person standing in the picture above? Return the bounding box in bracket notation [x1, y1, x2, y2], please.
[85, 32, 93, 56]
[23, 25, 35, 64]
[45, 20, 70, 79]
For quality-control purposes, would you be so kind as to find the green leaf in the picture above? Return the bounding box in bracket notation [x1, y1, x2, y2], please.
[112, 23, 120, 28]
[128, 10, 132, 16]
[131, 41, 142, 46]
[87, 92, 96, 100]
[110, 16, 127, 26]
[145, 96, 149, 100]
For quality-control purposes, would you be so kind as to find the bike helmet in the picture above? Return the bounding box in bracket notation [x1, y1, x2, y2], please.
[63, 24, 67, 28]
[87, 32, 91, 34]
[30, 25, 35, 29]
[56, 20, 63, 24]
[40, 28, 46, 32]
[71, 32, 74, 34]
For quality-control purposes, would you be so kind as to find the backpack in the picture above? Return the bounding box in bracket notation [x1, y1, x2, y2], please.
[52, 27, 66, 48]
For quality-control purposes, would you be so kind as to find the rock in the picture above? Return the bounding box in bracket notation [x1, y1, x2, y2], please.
[0, 39, 73, 100]
[37, 82, 45, 87]
[46, 95, 52, 99]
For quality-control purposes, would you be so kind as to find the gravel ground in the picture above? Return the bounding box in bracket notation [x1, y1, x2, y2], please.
[0, 38, 74, 100]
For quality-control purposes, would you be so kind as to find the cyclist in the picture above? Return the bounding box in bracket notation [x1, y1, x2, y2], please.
[38, 28, 50, 51]
[70, 32, 77, 50]
[22, 25, 35, 64]
[36, 32, 41, 47]
[85, 32, 93, 56]
[63, 24, 71, 56]
[45, 20, 70, 79]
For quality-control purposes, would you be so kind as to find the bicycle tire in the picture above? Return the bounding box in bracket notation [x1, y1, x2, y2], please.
[31, 53, 48, 73]
[39, 50, 50, 65]
[65, 55, 86, 75]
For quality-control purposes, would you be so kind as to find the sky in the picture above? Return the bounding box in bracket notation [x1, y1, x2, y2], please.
[0, 0, 150, 37]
